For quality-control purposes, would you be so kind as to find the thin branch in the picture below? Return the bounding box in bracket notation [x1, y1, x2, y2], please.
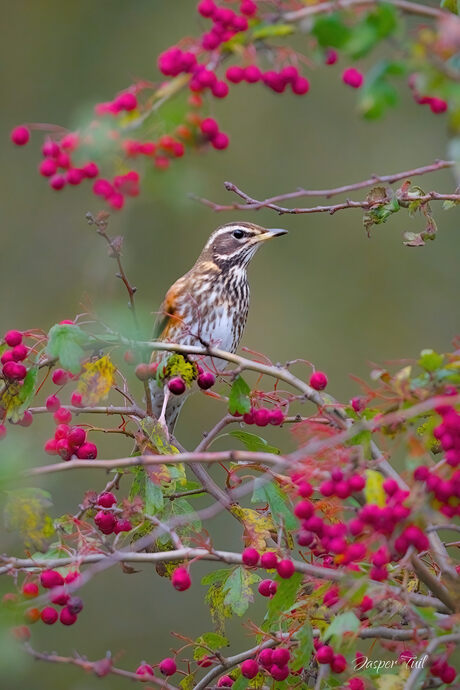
[283, 0, 448, 22]
[405, 633, 460, 690]
[29, 404, 145, 418]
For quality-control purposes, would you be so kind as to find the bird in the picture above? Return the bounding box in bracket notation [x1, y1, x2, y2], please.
[149, 221, 287, 433]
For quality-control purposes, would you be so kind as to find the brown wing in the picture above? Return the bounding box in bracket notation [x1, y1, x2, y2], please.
[152, 279, 185, 343]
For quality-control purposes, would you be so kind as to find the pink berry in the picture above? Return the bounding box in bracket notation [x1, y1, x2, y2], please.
[64, 571, 80, 585]
[440, 666, 456, 683]
[211, 132, 230, 150]
[253, 408, 270, 426]
[197, 372, 215, 390]
[18, 410, 33, 427]
[310, 371, 328, 390]
[22, 582, 39, 598]
[71, 391, 83, 407]
[297, 480, 313, 498]
[212, 81, 229, 98]
[44, 438, 57, 455]
[3, 361, 27, 380]
[342, 68, 364, 89]
[4, 330, 22, 347]
[272, 648, 290, 666]
[200, 118, 219, 138]
[52, 369, 69, 386]
[325, 49, 338, 65]
[159, 658, 177, 676]
[66, 596, 83, 614]
[42, 140, 60, 157]
[351, 397, 365, 413]
[198, 0, 216, 18]
[244, 65, 262, 83]
[50, 589, 70, 605]
[49, 173, 67, 190]
[93, 179, 114, 198]
[241, 659, 258, 679]
[68, 427, 86, 448]
[98, 491, 117, 508]
[240, 0, 257, 16]
[242, 547, 259, 566]
[11, 126, 30, 146]
[54, 423, 70, 440]
[294, 500, 314, 520]
[59, 606, 77, 625]
[40, 570, 64, 589]
[114, 519, 133, 534]
[54, 407, 72, 424]
[56, 152, 71, 169]
[258, 579, 274, 597]
[168, 377, 186, 395]
[172, 566, 191, 591]
[82, 162, 99, 178]
[243, 411, 254, 424]
[268, 408, 284, 425]
[136, 663, 154, 677]
[0, 425, 6, 440]
[217, 677, 234, 687]
[76, 442, 98, 459]
[331, 654, 347, 673]
[270, 664, 289, 681]
[66, 168, 84, 185]
[260, 552, 278, 569]
[11, 344, 27, 361]
[259, 649, 273, 668]
[39, 158, 58, 177]
[108, 192, 124, 210]
[292, 76, 310, 95]
[316, 645, 333, 664]
[226, 66, 245, 83]
[1, 350, 13, 364]
[276, 558, 295, 579]
[56, 438, 72, 461]
[41, 606, 58, 625]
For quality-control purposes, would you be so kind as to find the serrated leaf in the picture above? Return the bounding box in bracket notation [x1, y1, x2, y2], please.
[46, 324, 90, 374]
[230, 505, 276, 550]
[1, 366, 38, 422]
[157, 497, 200, 545]
[223, 566, 260, 617]
[229, 430, 280, 454]
[180, 672, 196, 690]
[364, 469, 385, 507]
[252, 480, 296, 530]
[203, 568, 233, 633]
[252, 23, 294, 39]
[194, 632, 229, 660]
[228, 375, 251, 415]
[4, 488, 55, 551]
[266, 572, 303, 626]
[145, 477, 164, 514]
[292, 622, 313, 671]
[202, 568, 233, 587]
[418, 349, 444, 372]
[77, 355, 116, 405]
[231, 677, 249, 690]
[324, 611, 360, 647]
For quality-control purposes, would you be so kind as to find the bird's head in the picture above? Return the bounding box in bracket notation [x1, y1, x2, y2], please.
[198, 222, 288, 270]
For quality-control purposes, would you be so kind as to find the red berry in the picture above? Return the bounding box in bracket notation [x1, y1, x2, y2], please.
[54, 407, 72, 424]
[240, 0, 257, 16]
[49, 173, 67, 190]
[244, 65, 261, 83]
[242, 547, 259, 566]
[276, 558, 295, 579]
[44, 438, 57, 454]
[211, 132, 230, 150]
[114, 518, 132, 534]
[82, 162, 99, 178]
[159, 658, 177, 676]
[24, 607, 41, 623]
[0, 425, 6, 440]
[294, 500, 314, 520]
[172, 566, 191, 591]
[316, 645, 333, 664]
[66, 168, 84, 185]
[197, 371, 216, 390]
[259, 649, 273, 668]
[241, 659, 258, 679]
[331, 654, 347, 673]
[342, 68, 364, 89]
[200, 118, 219, 138]
[76, 442, 98, 459]
[68, 427, 86, 448]
[168, 377, 186, 395]
[198, 0, 216, 18]
[52, 369, 69, 386]
[429, 97, 448, 114]
[71, 391, 83, 407]
[292, 76, 310, 95]
[56, 438, 72, 460]
[2, 361, 27, 380]
[60, 606, 77, 625]
[212, 81, 229, 98]
[1, 350, 13, 364]
[226, 66, 245, 83]
[258, 579, 274, 597]
[4, 330, 22, 347]
[41, 606, 59, 624]
[217, 677, 234, 687]
[94, 510, 117, 534]
[50, 590, 70, 605]
[325, 49, 338, 65]
[22, 582, 39, 598]
[42, 140, 60, 157]
[268, 408, 284, 425]
[56, 152, 71, 169]
[64, 571, 80, 584]
[39, 158, 58, 177]
[54, 423, 70, 440]
[260, 552, 278, 569]
[309, 371, 328, 390]
[243, 411, 254, 424]
[440, 666, 456, 683]
[11, 126, 30, 146]
[66, 596, 83, 614]
[18, 410, 33, 427]
[136, 663, 154, 678]
[98, 492, 117, 508]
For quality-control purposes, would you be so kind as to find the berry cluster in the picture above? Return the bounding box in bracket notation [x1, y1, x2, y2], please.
[22, 569, 83, 628]
[242, 406, 284, 426]
[1, 330, 29, 383]
[226, 64, 310, 95]
[409, 74, 448, 114]
[240, 646, 293, 682]
[241, 547, 295, 579]
[136, 657, 177, 678]
[44, 398, 97, 461]
[94, 491, 133, 535]
[315, 642, 347, 674]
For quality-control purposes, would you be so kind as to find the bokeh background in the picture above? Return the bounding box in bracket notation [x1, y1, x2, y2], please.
[1, 1, 459, 688]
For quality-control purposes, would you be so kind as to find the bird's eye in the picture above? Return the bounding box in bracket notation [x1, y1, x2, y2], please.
[232, 229, 245, 239]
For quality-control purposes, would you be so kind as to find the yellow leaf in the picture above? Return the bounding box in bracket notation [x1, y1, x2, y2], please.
[376, 664, 410, 689]
[364, 469, 386, 507]
[230, 506, 276, 550]
[77, 355, 116, 405]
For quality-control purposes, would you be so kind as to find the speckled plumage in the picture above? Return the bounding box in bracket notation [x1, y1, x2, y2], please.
[149, 222, 287, 431]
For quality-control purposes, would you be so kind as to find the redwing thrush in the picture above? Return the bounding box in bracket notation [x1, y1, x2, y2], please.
[149, 222, 287, 431]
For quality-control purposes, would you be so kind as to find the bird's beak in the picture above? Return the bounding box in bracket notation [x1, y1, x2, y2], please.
[257, 228, 288, 242]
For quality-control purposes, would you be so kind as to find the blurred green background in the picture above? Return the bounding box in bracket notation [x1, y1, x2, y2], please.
[1, 1, 459, 688]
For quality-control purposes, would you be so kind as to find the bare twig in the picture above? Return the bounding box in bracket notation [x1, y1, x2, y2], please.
[283, 0, 448, 22]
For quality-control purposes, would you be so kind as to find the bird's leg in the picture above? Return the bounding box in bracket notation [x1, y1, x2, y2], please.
[157, 387, 171, 440]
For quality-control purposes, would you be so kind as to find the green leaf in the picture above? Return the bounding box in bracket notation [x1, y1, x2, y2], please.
[312, 14, 351, 48]
[266, 572, 303, 626]
[46, 324, 90, 374]
[180, 673, 196, 690]
[418, 349, 444, 372]
[4, 488, 55, 552]
[324, 611, 360, 647]
[252, 480, 296, 530]
[194, 632, 229, 660]
[231, 678, 249, 690]
[223, 566, 260, 617]
[291, 622, 313, 671]
[228, 375, 251, 415]
[157, 497, 200, 544]
[441, 0, 458, 14]
[3, 366, 39, 422]
[252, 23, 294, 39]
[202, 568, 233, 586]
[229, 430, 280, 454]
[145, 477, 164, 514]
[129, 466, 146, 501]
[202, 568, 233, 634]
